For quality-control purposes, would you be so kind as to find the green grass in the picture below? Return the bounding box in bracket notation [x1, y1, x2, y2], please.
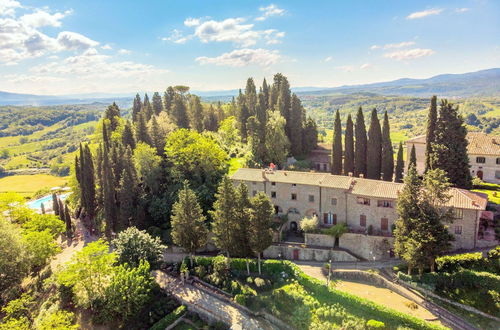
[472, 182, 500, 204]
[0, 174, 68, 196]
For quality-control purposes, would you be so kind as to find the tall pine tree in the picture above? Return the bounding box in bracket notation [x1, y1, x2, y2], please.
[409, 144, 417, 170]
[122, 120, 136, 150]
[117, 148, 137, 231]
[354, 107, 367, 177]
[381, 111, 394, 181]
[152, 92, 163, 116]
[344, 114, 354, 175]
[367, 109, 382, 180]
[132, 94, 142, 122]
[171, 93, 189, 128]
[331, 110, 343, 175]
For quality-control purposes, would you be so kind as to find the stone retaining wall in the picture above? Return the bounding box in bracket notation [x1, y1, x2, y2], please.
[263, 244, 358, 262]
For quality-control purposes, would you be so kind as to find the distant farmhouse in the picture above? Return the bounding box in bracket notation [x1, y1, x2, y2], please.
[231, 168, 494, 260]
[406, 132, 500, 184]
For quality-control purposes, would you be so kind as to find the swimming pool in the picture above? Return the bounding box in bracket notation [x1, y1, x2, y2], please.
[27, 193, 70, 211]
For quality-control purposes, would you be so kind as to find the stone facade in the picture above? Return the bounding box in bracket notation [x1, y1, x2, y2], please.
[263, 244, 358, 262]
[232, 168, 492, 258]
[406, 132, 500, 184]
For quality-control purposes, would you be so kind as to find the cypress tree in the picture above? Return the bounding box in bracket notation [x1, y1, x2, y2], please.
[367, 109, 382, 180]
[331, 110, 343, 174]
[354, 107, 367, 177]
[52, 193, 59, 216]
[122, 120, 136, 150]
[253, 91, 268, 162]
[152, 92, 163, 115]
[111, 142, 124, 187]
[64, 204, 72, 238]
[96, 144, 104, 210]
[424, 95, 437, 172]
[431, 100, 472, 189]
[344, 114, 354, 175]
[409, 144, 417, 169]
[189, 95, 204, 132]
[395, 142, 404, 183]
[262, 78, 270, 110]
[58, 198, 65, 221]
[135, 112, 151, 145]
[171, 93, 189, 128]
[163, 87, 175, 114]
[41, 202, 45, 214]
[245, 78, 257, 117]
[143, 93, 150, 109]
[83, 144, 96, 219]
[132, 94, 142, 122]
[203, 106, 218, 132]
[290, 94, 304, 156]
[381, 111, 394, 181]
[117, 148, 137, 232]
[102, 123, 117, 237]
[237, 90, 250, 142]
[149, 115, 163, 155]
[302, 117, 318, 155]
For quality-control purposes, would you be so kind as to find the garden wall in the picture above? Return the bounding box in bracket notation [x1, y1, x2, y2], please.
[263, 244, 358, 262]
[305, 233, 394, 260]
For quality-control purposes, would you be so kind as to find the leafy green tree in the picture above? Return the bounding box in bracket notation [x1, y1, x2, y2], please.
[367, 109, 382, 180]
[57, 239, 117, 310]
[22, 213, 64, 237]
[344, 114, 354, 175]
[112, 227, 165, 269]
[0, 217, 29, 296]
[381, 111, 394, 181]
[164, 129, 228, 213]
[210, 177, 238, 257]
[264, 110, 290, 167]
[322, 223, 348, 248]
[171, 182, 208, 266]
[431, 100, 472, 189]
[217, 116, 242, 148]
[133, 142, 162, 194]
[37, 310, 77, 330]
[395, 142, 404, 183]
[299, 215, 319, 233]
[235, 183, 253, 274]
[331, 110, 343, 174]
[424, 96, 437, 173]
[23, 230, 61, 270]
[354, 107, 367, 177]
[101, 261, 155, 323]
[152, 92, 163, 116]
[249, 192, 274, 275]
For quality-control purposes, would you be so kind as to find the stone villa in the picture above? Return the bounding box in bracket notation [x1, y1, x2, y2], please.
[406, 132, 500, 184]
[231, 168, 492, 257]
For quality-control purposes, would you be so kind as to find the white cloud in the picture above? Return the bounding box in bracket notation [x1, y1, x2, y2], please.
[256, 4, 285, 21]
[324, 56, 333, 62]
[370, 45, 380, 50]
[118, 48, 131, 54]
[456, 8, 469, 13]
[406, 8, 443, 19]
[371, 41, 416, 50]
[192, 17, 284, 47]
[360, 63, 372, 69]
[20, 9, 72, 28]
[101, 44, 112, 50]
[384, 48, 435, 60]
[337, 65, 354, 72]
[184, 17, 200, 27]
[0, 0, 22, 17]
[196, 48, 281, 67]
[56, 31, 98, 51]
[162, 29, 192, 44]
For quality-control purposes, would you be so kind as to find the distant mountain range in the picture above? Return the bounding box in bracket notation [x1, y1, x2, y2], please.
[1, 68, 498, 106]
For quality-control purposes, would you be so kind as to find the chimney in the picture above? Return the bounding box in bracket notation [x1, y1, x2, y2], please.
[359, 173, 364, 178]
[348, 172, 353, 177]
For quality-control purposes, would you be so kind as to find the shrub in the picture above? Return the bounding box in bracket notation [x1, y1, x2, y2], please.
[112, 227, 165, 269]
[435, 252, 487, 273]
[234, 294, 246, 305]
[366, 319, 385, 328]
[254, 277, 270, 291]
[299, 215, 319, 233]
[149, 305, 186, 330]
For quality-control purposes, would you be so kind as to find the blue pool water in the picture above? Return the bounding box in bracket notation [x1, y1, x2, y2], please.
[27, 193, 69, 210]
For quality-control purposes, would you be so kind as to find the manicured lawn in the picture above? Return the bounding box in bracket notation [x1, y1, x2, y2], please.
[472, 182, 500, 204]
[0, 174, 68, 196]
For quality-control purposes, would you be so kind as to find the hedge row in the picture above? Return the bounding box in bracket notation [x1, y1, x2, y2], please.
[149, 305, 186, 330]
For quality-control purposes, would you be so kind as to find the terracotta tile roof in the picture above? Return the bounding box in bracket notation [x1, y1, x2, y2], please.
[466, 132, 500, 156]
[350, 179, 402, 199]
[231, 168, 488, 210]
[406, 132, 500, 156]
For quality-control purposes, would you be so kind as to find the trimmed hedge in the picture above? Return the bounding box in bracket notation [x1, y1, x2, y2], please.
[149, 305, 186, 330]
[435, 252, 486, 273]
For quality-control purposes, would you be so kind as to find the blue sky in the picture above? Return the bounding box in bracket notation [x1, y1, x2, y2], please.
[0, 0, 498, 95]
